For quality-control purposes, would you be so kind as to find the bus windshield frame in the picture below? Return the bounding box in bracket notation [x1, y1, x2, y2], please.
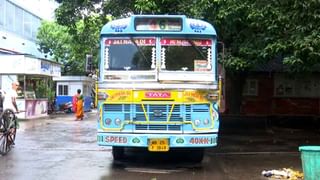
[102, 36, 215, 83]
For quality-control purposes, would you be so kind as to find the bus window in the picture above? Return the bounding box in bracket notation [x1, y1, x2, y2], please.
[104, 38, 156, 71]
[160, 38, 212, 71]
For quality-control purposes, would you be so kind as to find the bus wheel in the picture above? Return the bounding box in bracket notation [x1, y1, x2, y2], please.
[112, 147, 124, 160]
[189, 148, 204, 163]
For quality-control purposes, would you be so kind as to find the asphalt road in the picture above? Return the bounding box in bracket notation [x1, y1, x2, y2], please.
[1, 111, 318, 180]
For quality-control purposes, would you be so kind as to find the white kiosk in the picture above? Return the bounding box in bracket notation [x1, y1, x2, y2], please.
[53, 76, 94, 112]
[0, 55, 61, 119]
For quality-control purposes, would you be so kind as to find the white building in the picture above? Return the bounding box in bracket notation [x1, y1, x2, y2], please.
[0, 0, 57, 57]
[0, 0, 61, 119]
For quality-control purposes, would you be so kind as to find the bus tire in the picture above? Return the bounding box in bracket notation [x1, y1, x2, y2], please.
[112, 146, 124, 160]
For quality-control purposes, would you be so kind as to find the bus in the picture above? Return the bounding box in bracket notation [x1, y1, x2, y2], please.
[97, 15, 220, 162]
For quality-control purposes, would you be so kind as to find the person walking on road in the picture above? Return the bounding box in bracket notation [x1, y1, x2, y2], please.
[72, 89, 81, 113]
[75, 95, 84, 121]
[72, 89, 83, 120]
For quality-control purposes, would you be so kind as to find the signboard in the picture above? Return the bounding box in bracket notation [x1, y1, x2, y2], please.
[135, 18, 182, 31]
[160, 39, 212, 46]
[25, 57, 40, 72]
[105, 38, 156, 46]
[0, 55, 25, 73]
[145, 91, 171, 98]
[194, 60, 209, 71]
[25, 99, 48, 119]
[52, 64, 61, 77]
[0, 55, 61, 76]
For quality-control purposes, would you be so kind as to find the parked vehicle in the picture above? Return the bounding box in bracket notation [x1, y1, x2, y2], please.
[59, 102, 73, 113]
[96, 15, 221, 162]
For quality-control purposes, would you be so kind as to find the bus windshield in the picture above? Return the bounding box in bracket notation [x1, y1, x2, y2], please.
[161, 38, 212, 72]
[105, 38, 156, 71]
[104, 37, 213, 72]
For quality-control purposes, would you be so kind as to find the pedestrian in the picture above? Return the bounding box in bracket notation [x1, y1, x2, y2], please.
[75, 95, 84, 121]
[3, 81, 20, 113]
[72, 89, 81, 113]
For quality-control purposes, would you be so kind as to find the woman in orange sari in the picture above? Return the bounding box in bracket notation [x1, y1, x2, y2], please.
[72, 89, 81, 113]
[75, 95, 84, 120]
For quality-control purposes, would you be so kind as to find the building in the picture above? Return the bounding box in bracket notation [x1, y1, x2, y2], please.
[0, 0, 57, 55]
[53, 76, 94, 112]
[222, 59, 320, 118]
[0, 0, 61, 119]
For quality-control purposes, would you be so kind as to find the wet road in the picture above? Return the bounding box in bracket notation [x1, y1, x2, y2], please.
[1, 111, 317, 180]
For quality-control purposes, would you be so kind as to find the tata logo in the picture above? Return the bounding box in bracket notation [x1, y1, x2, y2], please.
[153, 110, 163, 117]
[145, 92, 171, 98]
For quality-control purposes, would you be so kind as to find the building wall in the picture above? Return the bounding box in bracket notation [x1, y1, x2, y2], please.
[0, 0, 56, 58]
[53, 76, 94, 112]
[241, 73, 274, 115]
[224, 72, 320, 117]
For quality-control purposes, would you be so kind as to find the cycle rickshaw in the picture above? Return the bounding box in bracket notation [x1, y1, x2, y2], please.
[0, 91, 18, 155]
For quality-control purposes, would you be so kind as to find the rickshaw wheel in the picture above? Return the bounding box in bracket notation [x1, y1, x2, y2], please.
[0, 131, 9, 155]
[0, 109, 17, 155]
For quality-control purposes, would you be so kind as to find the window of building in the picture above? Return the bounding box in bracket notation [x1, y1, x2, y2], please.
[58, 85, 68, 96]
[5, 1, 15, 31]
[23, 11, 32, 38]
[0, 0, 42, 41]
[243, 79, 258, 96]
[32, 17, 41, 39]
[0, 0, 5, 27]
[15, 6, 23, 33]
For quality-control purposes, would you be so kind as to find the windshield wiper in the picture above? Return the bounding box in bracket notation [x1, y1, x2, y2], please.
[188, 39, 207, 60]
[130, 37, 149, 64]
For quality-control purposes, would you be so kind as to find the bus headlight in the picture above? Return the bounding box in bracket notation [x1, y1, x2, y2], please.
[105, 118, 112, 125]
[98, 92, 108, 100]
[203, 118, 210, 125]
[194, 119, 201, 127]
[115, 118, 122, 126]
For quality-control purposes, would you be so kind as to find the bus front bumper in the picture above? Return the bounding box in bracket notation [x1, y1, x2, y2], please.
[97, 133, 218, 148]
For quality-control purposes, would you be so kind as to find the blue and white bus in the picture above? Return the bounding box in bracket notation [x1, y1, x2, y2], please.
[97, 15, 220, 162]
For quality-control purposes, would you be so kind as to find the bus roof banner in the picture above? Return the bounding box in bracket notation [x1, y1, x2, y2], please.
[101, 15, 216, 36]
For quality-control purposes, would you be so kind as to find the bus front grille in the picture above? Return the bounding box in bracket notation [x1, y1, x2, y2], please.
[135, 124, 181, 131]
[133, 104, 183, 122]
[102, 103, 210, 132]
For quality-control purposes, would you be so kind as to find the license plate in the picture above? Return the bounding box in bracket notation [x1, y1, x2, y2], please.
[148, 138, 169, 152]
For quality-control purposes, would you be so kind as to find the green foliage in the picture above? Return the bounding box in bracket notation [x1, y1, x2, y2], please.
[213, 0, 320, 73]
[37, 12, 109, 75]
[36, 21, 71, 62]
[63, 15, 105, 75]
[102, 0, 137, 17]
[50, 0, 320, 74]
[34, 81, 48, 98]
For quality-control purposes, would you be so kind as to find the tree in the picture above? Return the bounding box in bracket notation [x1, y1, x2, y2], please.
[64, 15, 106, 75]
[36, 17, 103, 75]
[51, 1, 112, 75]
[50, 0, 320, 77]
[122, 0, 320, 113]
[36, 21, 71, 63]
